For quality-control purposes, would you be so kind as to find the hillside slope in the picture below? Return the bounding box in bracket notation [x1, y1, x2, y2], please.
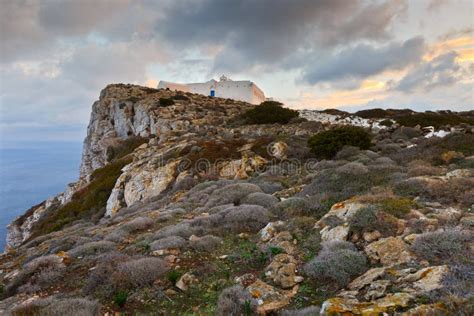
[1, 84, 473, 315]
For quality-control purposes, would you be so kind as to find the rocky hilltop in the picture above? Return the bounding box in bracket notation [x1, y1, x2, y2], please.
[1, 84, 473, 315]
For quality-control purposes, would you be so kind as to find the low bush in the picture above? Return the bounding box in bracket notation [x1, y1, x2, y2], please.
[439, 264, 474, 299]
[69, 241, 116, 258]
[117, 257, 169, 288]
[121, 216, 154, 233]
[395, 177, 474, 207]
[407, 160, 445, 177]
[308, 126, 372, 159]
[11, 297, 100, 316]
[204, 183, 263, 208]
[377, 197, 414, 218]
[215, 285, 258, 316]
[241, 192, 279, 208]
[241, 101, 299, 125]
[396, 111, 474, 128]
[387, 133, 474, 166]
[348, 206, 399, 237]
[272, 197, 312, 218]
[189, 235, 223, 252]
[159, 97, 175, 107]
[300, 165, 397, 215]
[304, 241, 367, 289]
[5, 255, 65, 297]
[84, 254, 168, 296]
[336, 162, 369, 175]
[411, 230, 472, 264]
[193, 204, 271, 235]
[150, 236, 186, 251]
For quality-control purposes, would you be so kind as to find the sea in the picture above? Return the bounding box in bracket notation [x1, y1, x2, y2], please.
[0, 141, 83, 251]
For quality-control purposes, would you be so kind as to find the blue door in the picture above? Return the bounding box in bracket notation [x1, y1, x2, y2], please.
[210, 90, 215, 97]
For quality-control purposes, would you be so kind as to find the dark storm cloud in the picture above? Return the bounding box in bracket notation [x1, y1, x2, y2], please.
[159, 0, 407, 72]
[301, 37, 425, 85]
[393, 51, 464, 92]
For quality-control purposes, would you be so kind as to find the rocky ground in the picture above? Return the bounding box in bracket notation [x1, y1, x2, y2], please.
[0, 84, 473, 315]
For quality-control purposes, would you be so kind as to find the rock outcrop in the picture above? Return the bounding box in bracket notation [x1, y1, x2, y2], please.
[2, 83, 473, 315]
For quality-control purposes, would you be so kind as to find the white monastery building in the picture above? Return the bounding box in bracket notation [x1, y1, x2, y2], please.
[158, 75, 266, 104]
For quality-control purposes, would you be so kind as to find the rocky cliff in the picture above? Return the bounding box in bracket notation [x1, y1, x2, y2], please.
[1, 84, 473, 315]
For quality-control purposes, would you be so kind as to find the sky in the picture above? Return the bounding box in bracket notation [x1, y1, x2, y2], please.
[0, 0, 473, 144]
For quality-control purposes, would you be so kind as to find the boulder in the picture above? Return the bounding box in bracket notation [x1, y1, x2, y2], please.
[365, 237, 413, 266]
[265, 254, 303, 289]
[176, 272, 198, 291]
[259, 221, 285, 242]
[320, 225, 350, 242]
[348, 267, 387, 291]
[247, 279, 298, 314]
[398, 265, 449, 292]
[321, 293, 413, 315]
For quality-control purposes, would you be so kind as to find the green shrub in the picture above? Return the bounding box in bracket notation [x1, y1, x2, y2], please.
[167, 270, 182, 285]
[241, 101, 299, 125]
[114, 290, 128, 307]
[106, 136, 147, 161]
[377, 197, 414, 218]
[396, 112, 474, 128]
[269, 246, 284, 256]
[308, 126, 372, 159]
[159, 97, 175, 107]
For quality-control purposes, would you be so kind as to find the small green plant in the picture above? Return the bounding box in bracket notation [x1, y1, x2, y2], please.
[243, 300, 253, 316]
[167, 270, 183, 285]
[114, 290, 128, 307]
[308, 126, 372, 159]
[269, 246, 283, 256]
[241, 101, 299, 124]
[159, 97, 175, 107]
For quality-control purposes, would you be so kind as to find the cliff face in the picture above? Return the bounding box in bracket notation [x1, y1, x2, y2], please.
[7, 84, 255, 248]
[1, 84, 473, 315]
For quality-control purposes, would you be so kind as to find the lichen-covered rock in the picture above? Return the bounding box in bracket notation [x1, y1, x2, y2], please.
[365, 236, 414, 266]
[259, 221, 285, 242]
[320, 293, 413, 315]
[320, 224, 350, 242]
[247, 279, 298, 314]
[264, 254, 303, 289]
[398, 265, 449, 292]
[175, 272, 198, 291]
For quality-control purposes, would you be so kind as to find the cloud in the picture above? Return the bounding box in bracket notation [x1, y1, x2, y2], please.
[427, 0, 449, 11]
[301, 37, 425, 85]
[159, 0, 407, 72]
[392, 51, 465, 92]
[0, 0, 161, 63]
